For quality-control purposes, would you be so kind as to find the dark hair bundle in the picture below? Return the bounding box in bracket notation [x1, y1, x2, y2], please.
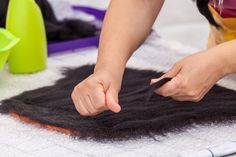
[1, 65, 236, 141]
[195, 0, 220, 27]
[0, 0, 8, 28]
[0, 0, 97, 42]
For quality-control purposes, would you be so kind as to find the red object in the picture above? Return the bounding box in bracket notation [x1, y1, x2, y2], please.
[209, 0, 236, 17]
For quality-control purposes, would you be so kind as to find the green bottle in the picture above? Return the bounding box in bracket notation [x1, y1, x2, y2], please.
[6, 0, 47, 74]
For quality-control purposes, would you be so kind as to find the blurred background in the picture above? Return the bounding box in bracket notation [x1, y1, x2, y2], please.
[68, 0, 210, 49]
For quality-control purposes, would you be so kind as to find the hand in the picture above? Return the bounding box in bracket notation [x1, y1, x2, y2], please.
[151, 50, 227, 102]
[71, 68, 122, 116]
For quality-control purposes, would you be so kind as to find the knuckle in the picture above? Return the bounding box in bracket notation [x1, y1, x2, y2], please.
[75, 81, 90, 91]
[187, 90, 198, 97]
[71, 92, 75, 100]
[84, 79, 96, 89]
[80, 112, 88, 116]
[192, 99, 200, 102]
[90, 112, 100, 116]
[74, 105, 82, 113]
[161, 91, 170, 97]
[83, 80, 91, 88]
[92, 108, 99, 114]
[88, 110, 101, 116]
[160, 90, 170, 97]
[190, 95, 201, 102]
[86, 106, 95, 114]
[192, 96, 202, 102]
[156, 89, 164, 96]
[172, 97, 183, 102]
[94, 103, 105, 110]
[179, 80, 188, 89]
[71, 90, 78, 98]
[73, 85, 81, 93]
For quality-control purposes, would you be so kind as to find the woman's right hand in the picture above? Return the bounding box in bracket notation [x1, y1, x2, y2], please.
[71, 68, 122, 116]
[71, 0, 165, 117]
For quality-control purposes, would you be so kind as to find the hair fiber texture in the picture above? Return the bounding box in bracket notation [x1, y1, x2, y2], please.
[1, 65, 236, 141]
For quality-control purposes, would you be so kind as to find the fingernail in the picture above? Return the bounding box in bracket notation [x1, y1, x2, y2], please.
[113, 104, 121, 113]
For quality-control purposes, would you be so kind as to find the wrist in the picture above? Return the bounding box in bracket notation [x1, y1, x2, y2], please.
[94, 52, 127, 77]
[94, 63, 125, 90]
[199, 47, 229, 80]
[213, 40, 236, 75]
[94, 61, 125, 75]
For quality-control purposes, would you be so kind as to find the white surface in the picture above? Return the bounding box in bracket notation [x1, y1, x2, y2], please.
[1, 33, 236, 157]
[156, 0, 210, 49]
[179, 142, 236, 157]
[48, 0, 96, 22]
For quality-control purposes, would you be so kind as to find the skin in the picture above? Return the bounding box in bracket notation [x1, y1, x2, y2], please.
[72, 0, 236, 116]
[152, 40, 236, 102]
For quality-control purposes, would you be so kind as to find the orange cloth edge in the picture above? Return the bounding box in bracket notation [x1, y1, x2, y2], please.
[10, 112, 81, 136]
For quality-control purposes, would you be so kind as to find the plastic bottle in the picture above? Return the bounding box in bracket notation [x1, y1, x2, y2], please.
[6, 0, 47, 74]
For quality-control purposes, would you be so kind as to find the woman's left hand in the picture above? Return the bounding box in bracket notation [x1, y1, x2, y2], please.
[151, 49, 227, 102]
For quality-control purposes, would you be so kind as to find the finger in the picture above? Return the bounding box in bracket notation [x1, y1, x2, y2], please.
[81, 95, 97, 115]
[193, 85, 214, 101]
[172, 96, 194, 102]
[164, 63, 182, 78]
[90, 89, 107, 111]
[150, 75, 165, 85]
[106, 86, 121, 113]
[150, 64, 181, 90]
[154, 75, 181, 97]
[87, 95, 103, 116]
[173, 84, 210, 101]
[71, 92, 89, 116]
[172, 89, 203, 102]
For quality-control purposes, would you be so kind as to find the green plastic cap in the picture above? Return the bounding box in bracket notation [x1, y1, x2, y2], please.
[0, 28, 20, 73]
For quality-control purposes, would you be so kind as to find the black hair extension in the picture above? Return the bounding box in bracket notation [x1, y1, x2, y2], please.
[0, 0, 97, 42]
[1, 65, 236, 141]
[0, 0, 8, 28]
[35, 0, 97, 41]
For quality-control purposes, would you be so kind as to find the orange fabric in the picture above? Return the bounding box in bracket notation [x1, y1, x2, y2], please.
[10, 112, 81, 136]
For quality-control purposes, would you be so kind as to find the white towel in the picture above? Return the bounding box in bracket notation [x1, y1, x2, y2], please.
[1, 33, 236, 157]
[179, 142, 236, 157]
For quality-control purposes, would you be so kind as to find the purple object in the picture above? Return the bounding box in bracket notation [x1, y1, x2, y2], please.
[48, 36, 99, 55]
[47, 6, 106, 56]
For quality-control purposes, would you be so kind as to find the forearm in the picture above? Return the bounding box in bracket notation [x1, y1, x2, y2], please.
[210, 39, 236, 75]
[95, 0, 164, 78]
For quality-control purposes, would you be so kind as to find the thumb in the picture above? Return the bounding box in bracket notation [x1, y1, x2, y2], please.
[151, 63, 182, 84]
[105, 86, 121, 113]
